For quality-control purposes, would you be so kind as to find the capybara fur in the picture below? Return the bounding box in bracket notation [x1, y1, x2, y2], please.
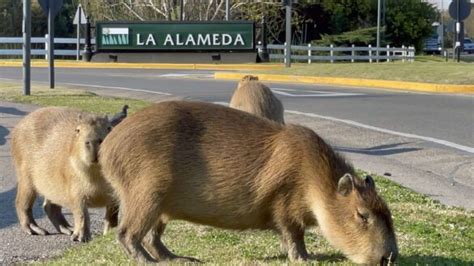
[99, 101, 397, 264]
[229, 75, 285, 124]
[11, 107, 118, 242]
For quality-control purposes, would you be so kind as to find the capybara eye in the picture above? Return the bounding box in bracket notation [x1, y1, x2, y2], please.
[357, 211, 369, 223]
[75, 128, 80, 133]
[85, 141, 90, 145]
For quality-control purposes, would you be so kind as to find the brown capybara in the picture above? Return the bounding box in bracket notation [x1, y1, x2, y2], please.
[229, 75, 285, 124]
[99, 101, 397, 264]
[11, 107, 118, 242]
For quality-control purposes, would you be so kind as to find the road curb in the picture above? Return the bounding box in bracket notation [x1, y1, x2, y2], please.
[0, 61, 282, 71]
[215, 72, 474, 93]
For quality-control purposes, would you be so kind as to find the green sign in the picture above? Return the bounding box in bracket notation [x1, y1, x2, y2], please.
[96, 21, 255, 51]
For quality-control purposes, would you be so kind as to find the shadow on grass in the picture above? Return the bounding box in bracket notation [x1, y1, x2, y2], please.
[263, 253, 346, 263]
[399, 255, 473, 265]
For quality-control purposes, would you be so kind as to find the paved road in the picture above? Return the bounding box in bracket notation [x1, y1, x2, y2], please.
[1, 67, 472, 148]
[0, 66, 473, 263]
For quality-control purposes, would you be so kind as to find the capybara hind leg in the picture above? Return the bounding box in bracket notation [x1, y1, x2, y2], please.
[70, 201, 91, 242]
[143, 220, 201, 262]
[43, 199, 73, 235]
[103, 203, 119, 235]
[116, 193, 164, 263]
[280, 226, 309, 262]
[15, 180, 48, 235]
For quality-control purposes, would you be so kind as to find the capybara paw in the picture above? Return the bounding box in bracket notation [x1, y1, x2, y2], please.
[23, 224, 48, 236]
[71, 231, 91, 242]
[59, 225, 73, 235]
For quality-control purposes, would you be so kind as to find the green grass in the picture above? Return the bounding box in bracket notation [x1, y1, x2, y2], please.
[1, 82, 472, 265]
[44, 175, 473, 265]
[0, 82, 151, 114]
[258, 60, 474, 85]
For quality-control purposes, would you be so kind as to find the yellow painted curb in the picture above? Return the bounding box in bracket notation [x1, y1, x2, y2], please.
[0, 61, 282, 71]
[215, 72, 474, 94]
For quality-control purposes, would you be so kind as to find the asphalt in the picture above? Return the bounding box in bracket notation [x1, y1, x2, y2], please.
[0, 67, 473, 263]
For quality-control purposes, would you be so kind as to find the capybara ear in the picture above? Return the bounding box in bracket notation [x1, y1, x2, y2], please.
[241, 75, 259, 81]
[337, 173, 354, 196]
[365, 175, 375, 190]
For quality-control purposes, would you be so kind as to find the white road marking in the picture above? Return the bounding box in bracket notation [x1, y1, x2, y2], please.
[60, 82, 172, 96]
[0, 78, 173, 96]
[271, 87, 364, 97]
[213, 101, 474, 154]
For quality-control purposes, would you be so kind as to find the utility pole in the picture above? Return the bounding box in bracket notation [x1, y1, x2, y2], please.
[376, 0, 381, 63]
[285, 0, 291, 68]
[23, 0, 31, 95]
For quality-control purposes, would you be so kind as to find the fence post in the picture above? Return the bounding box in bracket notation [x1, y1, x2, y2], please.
[330, 44, 334, 63]
[308, 43, 312, 64]
[410, 46, 415, 63]
[283, 42, 287, 64]
[351, 44, 355, 63]
[369, 44, 372, 63]
[386, 44, 390, 62]
[402, 45, 406, 62]
[44, 34, 48, 60]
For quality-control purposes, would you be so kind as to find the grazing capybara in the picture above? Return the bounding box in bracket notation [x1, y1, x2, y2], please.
[11, 107, 118, 242]
[229, 75, 285, 124]
[99, 101, 397, 264]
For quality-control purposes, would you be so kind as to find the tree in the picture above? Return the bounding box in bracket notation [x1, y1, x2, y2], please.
[384, 0, 438, 51]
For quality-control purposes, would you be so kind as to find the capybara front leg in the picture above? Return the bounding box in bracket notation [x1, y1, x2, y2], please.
[70, 201, 91, 242]
[280, 226, 309, 262]
[15, 179, 48, 235]
[43, 199, 73, 235]
[103, 203, 119, 235]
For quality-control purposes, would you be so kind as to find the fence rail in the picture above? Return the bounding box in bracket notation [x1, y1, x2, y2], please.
[0, 36, 96, 57]
[260, 43, 415, 63]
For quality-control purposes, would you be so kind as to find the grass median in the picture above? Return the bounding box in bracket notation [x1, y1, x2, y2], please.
[1, 82, 472, 265]
[256, 60, 474, 85]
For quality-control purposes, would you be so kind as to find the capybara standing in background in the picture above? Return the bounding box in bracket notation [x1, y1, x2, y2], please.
[229, 75, 285, 124]
[11, 107, 117, 242]
[99, 101, 397, 264]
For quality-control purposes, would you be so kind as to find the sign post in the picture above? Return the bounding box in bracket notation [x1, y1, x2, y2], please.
[284, 0, 292, 68]
[23, 0, 31, 96]
[38, 0, 64, 88]
[73, 4, 87, 61]
[449, 0, 471, 62]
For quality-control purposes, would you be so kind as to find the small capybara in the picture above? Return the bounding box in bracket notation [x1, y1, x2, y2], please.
[229, 75, 285, 124]
[11, 107, 118, 242]
[99, 101, 397, 264]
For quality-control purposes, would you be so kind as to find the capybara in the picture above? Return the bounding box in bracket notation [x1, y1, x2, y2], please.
[99, 101, 397, 264]
[11, 107, 118, 242]
[229, 75, 285, 124]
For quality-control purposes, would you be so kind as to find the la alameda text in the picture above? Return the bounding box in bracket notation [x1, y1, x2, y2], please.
[136, 33, 246, 46]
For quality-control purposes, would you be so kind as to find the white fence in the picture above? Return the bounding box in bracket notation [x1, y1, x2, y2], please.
[0, 36, 96, 57]
[1, 36, 414, 63]
[260, 44, 415, 63]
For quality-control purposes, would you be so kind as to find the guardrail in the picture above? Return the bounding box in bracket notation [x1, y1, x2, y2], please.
[259, 43, 415, 63]
[0, 36, 96, 57]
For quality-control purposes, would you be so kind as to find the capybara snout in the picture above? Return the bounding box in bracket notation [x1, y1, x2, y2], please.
[99, 101, 397, 264]
[75, 117, 110, 165]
